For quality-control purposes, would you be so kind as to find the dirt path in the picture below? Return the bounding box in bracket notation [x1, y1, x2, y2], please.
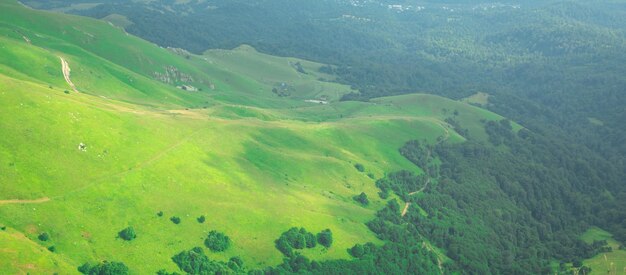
[401, 202, 411, 217]
[0, 197, 50, 206]
[60, 57, 78, 92]
[423, 241, 445, 274]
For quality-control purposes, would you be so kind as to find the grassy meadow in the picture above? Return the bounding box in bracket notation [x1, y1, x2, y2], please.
[581, 227, 626, 275]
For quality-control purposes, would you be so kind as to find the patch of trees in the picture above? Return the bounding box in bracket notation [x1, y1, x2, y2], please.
[118, 227, 136, 241]
[171, 247, 244, 274]
[274, 227, 318, 257]
[78, 261, 129, 275]
[204, 230, 230, 252]
[353, 192, 369, 206]
[444, 117, 469, 138]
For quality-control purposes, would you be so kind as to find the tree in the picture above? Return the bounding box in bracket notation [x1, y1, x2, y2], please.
[118, 227, 137, 241]
[349, 244, 365, 258]
[170, 216, 181, 224]
[38, 232, 50, 242]
[353, 192, 369, 206]
[354, 163, 365, 172]
[157, 211, 164, 217]
[317, 229, 333, 248]
[197, 215, 206, 223]
[204, 230, 231, 252]
[275, 237, 294, 257]
[228, 256, 244, 271]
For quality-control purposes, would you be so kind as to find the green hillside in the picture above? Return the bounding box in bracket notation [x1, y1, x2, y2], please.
[0, 0, 516, 273]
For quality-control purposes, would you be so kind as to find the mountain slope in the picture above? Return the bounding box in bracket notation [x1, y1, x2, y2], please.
[0, 0, 511, 273]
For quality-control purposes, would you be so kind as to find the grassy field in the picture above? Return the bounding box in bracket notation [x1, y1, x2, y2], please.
[0, 0, 512, 273]
[580, 227, 626, 275]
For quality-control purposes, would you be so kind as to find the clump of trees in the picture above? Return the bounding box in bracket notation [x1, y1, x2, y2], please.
[118, 227, 136, 241]
[274, 227, 333, 257]
[275, 227, 317, 257]
[204, 230, 230, 252]
[170, 216, 181, 224]
[78, 261, 129, 275]
[353, 192, 369, 206]
[171, 247, 244, 274]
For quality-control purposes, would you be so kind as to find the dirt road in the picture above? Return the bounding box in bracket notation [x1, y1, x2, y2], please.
[60, 57, 78, 92]
[0, 197, 50, 206]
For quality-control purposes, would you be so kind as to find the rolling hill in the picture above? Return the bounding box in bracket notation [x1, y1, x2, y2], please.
[0, 0, 511, 273]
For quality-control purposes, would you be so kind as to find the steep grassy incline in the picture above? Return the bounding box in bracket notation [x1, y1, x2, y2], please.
[0, 0, 512, 273]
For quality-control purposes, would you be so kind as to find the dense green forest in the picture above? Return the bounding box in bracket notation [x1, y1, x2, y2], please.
[20, 0, 626, 273]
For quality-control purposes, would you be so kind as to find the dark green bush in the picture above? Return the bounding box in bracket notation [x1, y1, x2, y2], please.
[118, 227, 136, 241]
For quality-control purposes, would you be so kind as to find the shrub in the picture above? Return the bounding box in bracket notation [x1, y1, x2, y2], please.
[317, 229, 333, 248]
[118, 227, 137, 241]
[170, 216, 181, 224]
[64, 90, 70, 94]
[354, 163, 365, 172]
[38, 232, 50, 242]
[48, 246, 56, 253]
[197, 215, 206, 223]
[204, 230, 231, 252]
[157, 211, 164, 217]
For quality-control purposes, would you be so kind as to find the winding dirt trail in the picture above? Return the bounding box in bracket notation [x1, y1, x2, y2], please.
[0, 197, 50, 206]
[60, 57, 78, 92]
